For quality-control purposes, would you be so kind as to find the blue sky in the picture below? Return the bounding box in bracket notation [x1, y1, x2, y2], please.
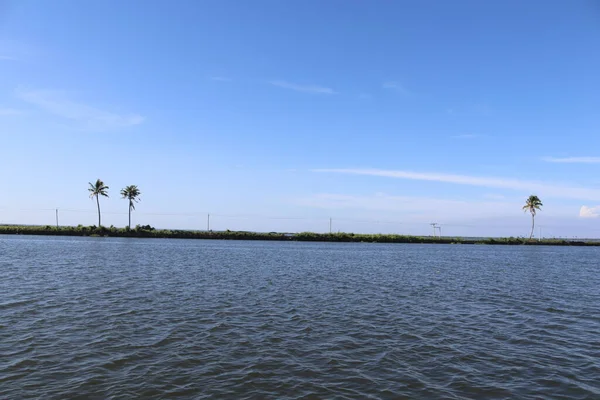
[1, 0, 600, 237]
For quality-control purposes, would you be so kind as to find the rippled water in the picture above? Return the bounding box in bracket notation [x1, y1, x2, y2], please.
[1, 235, 600, 399]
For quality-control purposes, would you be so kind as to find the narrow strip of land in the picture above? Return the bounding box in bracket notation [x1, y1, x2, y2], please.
[1, 225, 598, 246]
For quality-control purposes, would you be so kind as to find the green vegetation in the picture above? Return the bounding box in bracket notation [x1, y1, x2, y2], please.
[0, 225, 598, 246]
[523, 195, 543, 239]
[88, 179, 109, 227]
[120, 185, 141, 229]
[74, 180, 566, 243]
[0, 182, 578, 244]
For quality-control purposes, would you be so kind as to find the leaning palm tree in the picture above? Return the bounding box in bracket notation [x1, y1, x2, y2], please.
[88, 179, 109, 227]
[522, 195, 543, 239]
[120, 185, 141, 229]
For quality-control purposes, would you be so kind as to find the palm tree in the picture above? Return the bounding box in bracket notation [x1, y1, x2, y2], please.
[120, 185, 141, 229]
[522, 195, 543, 239]
[88, 179, 109, 227]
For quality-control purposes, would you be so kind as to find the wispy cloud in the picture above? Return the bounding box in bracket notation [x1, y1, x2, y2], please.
[579, 205, 600, 218]
[295, 192, 575, 222]
[269, 80, 336, 94]
[0, 107, 23, 116]
[382, 81, 409, 94]
[299, 193, 506, 214]
[16, 89, 144, 131]
[452, 134, 480, 139]
[445, 104, 493, 117]
[313, 168, 600, 201]
[542, 156, 600, 164]
[209, 76, 232, 82]
[0, 39, 34, 61]
[483, 193, 506, 200]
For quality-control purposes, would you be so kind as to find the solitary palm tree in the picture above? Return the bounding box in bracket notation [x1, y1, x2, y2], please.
[88, 179, 109, 227]
[120, 185, 141, 229]
[522, 195, 543, 239]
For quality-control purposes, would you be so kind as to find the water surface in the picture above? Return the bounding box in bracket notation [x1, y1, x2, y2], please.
[1, 235, 599, 399]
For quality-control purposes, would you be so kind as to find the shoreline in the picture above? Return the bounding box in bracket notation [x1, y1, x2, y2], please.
[1, 225, 598, 246]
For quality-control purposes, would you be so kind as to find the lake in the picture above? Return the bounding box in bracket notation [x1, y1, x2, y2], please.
[1, 235, 599, 399]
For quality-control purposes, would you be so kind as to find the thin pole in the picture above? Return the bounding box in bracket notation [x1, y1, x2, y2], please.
[56, 209, 59, 228]
[431, 223, 437, 237]
[207, 213, 210, 231]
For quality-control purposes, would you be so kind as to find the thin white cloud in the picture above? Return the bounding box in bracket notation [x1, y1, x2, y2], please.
[0, 107, 23, 116]
[296, 193, 577, 222]
[269, 80, 335, 94]
[209, 76, 232, 82]
[298, 193, 507, 214]
[452, 134, 479, 139]
[0, 39, 34, 61]
[472, 103, 492, 116]
[579, 206, 600, 218]
[313, 168, 600, 201]
[16, 89, 144, 130]
[445, 104, 493, 117]
[483, 193, 506, 200]
[542, 156, 600, 164]
[382, 81, 409, 94]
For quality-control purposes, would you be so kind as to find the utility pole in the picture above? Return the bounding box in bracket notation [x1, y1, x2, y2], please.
[430, 223, 438, 238]
[329, 217, 332, 234]
[56, 209, 59, 228]
[207, 213, 211, 231]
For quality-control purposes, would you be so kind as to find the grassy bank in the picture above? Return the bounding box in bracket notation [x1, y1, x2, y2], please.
[0, 224, 598, 246]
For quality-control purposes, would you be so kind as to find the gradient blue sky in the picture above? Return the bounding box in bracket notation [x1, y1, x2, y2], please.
[1, 0, 600, 237]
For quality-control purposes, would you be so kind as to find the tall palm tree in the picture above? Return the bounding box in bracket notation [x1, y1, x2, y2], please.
[120, 185, 141, 229]
[88, 179, 109, 227]
[522, 195, 543, 239]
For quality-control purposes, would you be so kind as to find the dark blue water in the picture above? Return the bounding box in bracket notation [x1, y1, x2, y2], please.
[1, 235, 599, 399]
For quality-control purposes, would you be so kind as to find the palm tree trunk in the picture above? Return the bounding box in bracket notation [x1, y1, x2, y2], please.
[128, 201, 132, 229]
[529, 213, 534, 239]
[96, 195, 101, 227]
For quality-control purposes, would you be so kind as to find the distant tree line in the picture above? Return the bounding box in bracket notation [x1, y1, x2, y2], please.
[86, 177, 545, 240]
[1, 224, 596, 246]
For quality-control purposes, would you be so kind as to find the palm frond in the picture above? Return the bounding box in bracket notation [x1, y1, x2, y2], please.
[523, 195, 542, 215]
[121, 185, 141, 201]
